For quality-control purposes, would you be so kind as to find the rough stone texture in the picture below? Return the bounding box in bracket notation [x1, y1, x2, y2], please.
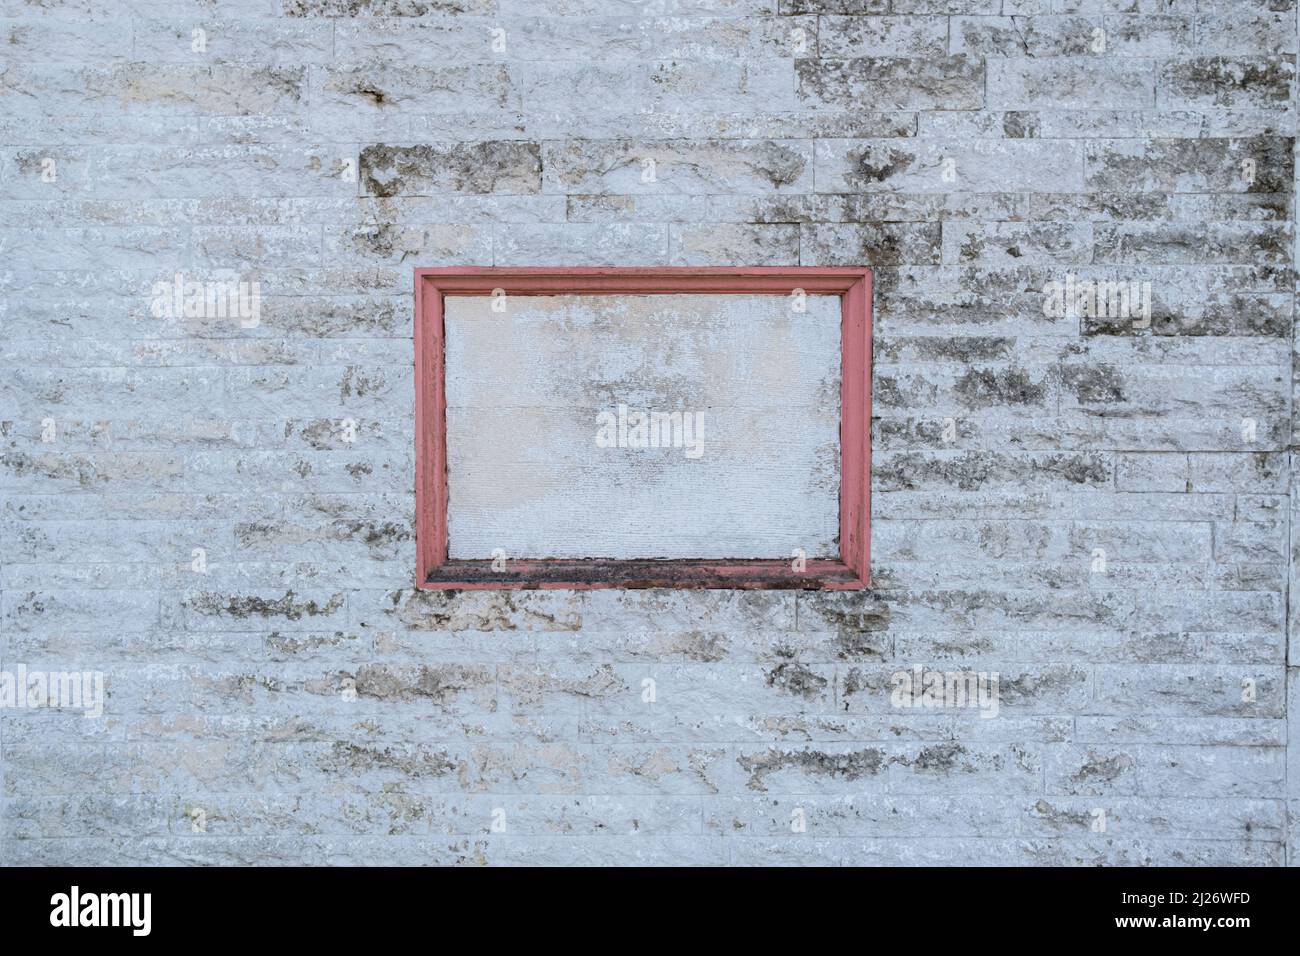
[0, 0, 1297, 867]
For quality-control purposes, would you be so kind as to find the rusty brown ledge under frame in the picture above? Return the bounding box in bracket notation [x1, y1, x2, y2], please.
[423, 558, 866, 590]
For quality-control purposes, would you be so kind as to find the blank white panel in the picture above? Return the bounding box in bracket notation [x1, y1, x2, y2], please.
[444, 293, 841, 559]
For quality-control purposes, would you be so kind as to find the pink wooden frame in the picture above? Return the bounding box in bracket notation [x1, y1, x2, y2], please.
[414, 266, 872, 590]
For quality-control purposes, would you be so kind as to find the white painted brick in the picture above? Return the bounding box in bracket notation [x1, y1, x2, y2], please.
[0, 0, 1294, 869]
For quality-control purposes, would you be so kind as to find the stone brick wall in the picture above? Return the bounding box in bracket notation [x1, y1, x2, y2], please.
[1, 0, 1295, 866]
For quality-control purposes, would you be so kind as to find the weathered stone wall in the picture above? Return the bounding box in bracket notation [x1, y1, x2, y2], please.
[1, 0, 1295, 866]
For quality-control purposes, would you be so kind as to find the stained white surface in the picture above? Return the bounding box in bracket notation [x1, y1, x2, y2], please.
[444, 293, 842, 559]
